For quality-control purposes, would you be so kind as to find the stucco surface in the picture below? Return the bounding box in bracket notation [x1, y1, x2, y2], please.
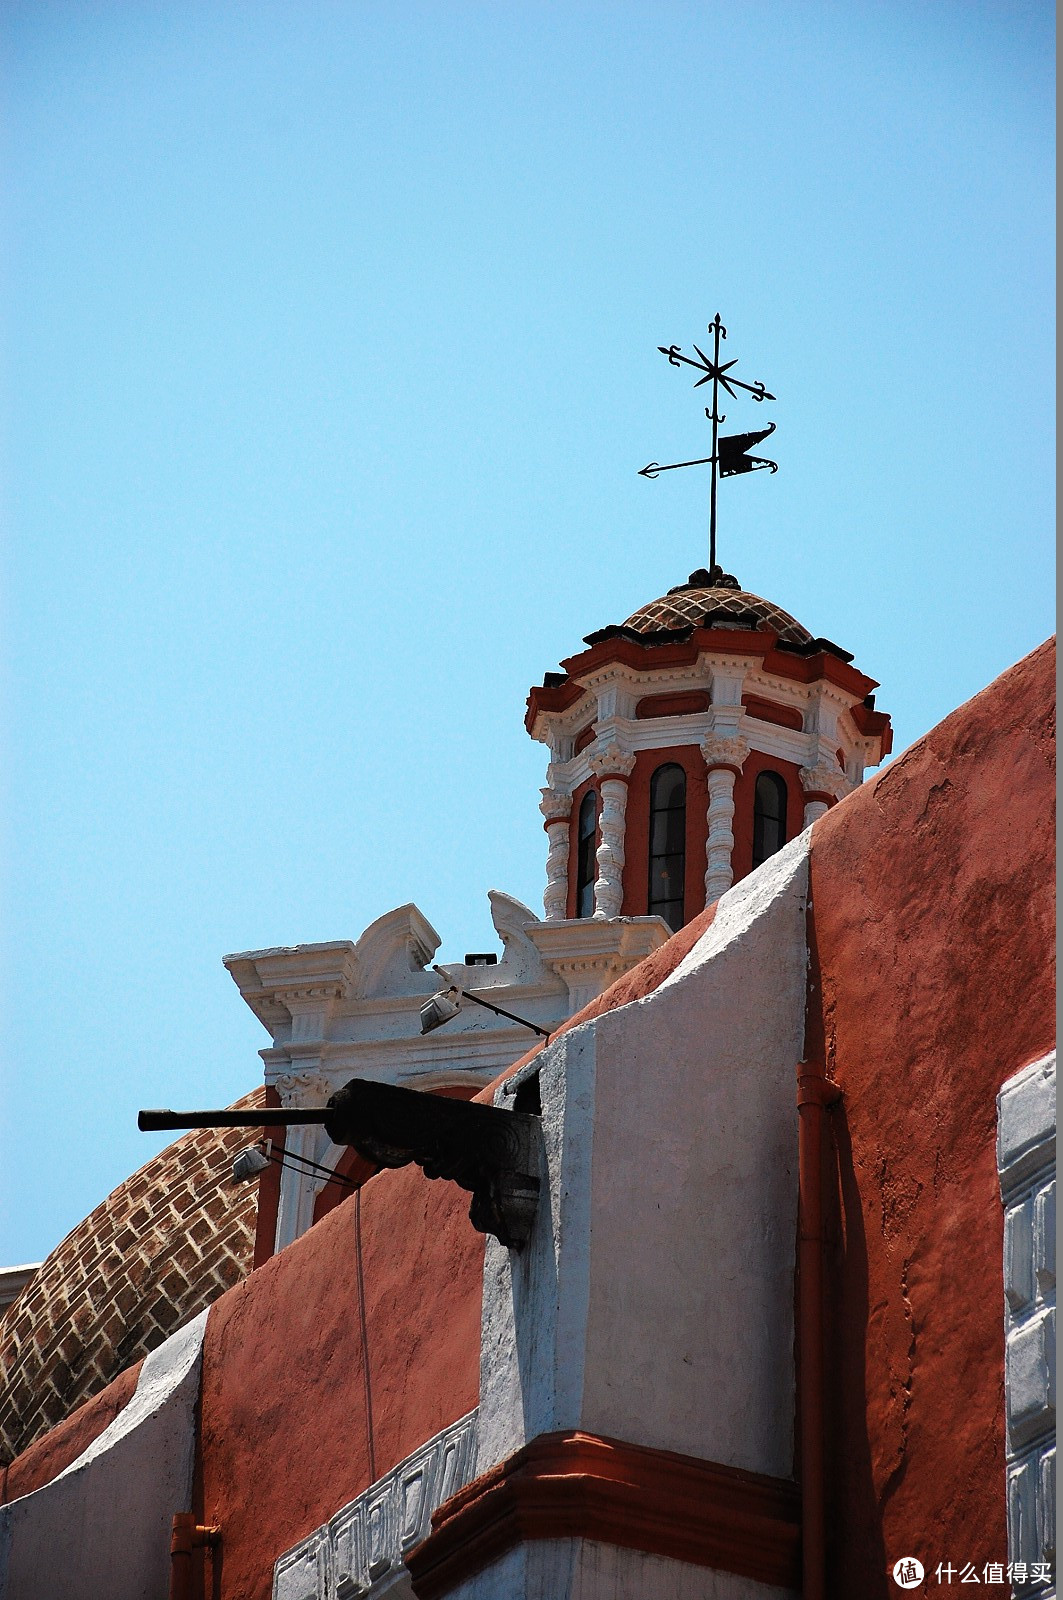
[196, 1159, 484, 1600]
[806, 637, 1055, 1596]
[0, 1311, 206, 1599]
[479, 832, 810, 1479]
[439, 1537, 797, 1599]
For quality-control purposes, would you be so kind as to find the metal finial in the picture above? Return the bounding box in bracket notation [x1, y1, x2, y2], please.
[639, 313, 777, 572]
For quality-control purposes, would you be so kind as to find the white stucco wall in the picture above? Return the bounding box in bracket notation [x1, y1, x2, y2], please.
[439, 1538, 797, 1600]
[480, 830, 810, 1480]
[0, 1310, 207, 1600]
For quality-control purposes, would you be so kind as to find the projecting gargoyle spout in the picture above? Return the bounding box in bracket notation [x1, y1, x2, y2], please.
[139, 1076, 543, 1250]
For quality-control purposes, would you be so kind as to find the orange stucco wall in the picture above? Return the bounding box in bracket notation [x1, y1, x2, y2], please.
[194, 1161, 484, 1599]
[806, 637, 1055, 1596]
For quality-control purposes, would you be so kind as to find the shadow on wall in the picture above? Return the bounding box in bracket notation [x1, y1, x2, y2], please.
[824, 1105, 885, 1598]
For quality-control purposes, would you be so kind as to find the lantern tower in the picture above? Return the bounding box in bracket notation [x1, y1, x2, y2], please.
[527, 562, 892, 930]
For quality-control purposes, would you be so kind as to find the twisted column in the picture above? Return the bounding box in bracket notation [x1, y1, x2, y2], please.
[589, 746, 635, 921]
[702, 734, 749, 905]
[539, 788, 572, 922]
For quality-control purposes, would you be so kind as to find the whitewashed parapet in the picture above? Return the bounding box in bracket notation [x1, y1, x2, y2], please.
[273, 1410, 478, 1600]
[998, 1051, 1056, 1597]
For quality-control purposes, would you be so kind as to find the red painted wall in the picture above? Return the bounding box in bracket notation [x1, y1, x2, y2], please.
[194, 1162, 484, 1599]
[805, 638, 1055, 1597]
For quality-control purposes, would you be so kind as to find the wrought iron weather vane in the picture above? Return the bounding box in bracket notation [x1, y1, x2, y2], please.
[639, 313, 777, 574]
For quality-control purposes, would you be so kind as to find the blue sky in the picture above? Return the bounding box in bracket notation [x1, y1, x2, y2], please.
[1, 1, 1054, 1264]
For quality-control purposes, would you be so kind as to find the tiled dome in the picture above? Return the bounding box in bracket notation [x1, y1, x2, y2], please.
[623, 568, 813, 646]
[0, 1088, 264, 1461]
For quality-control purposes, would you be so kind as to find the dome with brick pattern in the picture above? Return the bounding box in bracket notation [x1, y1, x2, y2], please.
[0, 1088, 264, 1462]
[623, 567, 813, 644]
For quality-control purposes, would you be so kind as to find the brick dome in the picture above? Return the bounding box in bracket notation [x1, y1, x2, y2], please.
[0, 1088, 264, 1462]
[623, 567, 813, 645]
[580, 567, 852, 662]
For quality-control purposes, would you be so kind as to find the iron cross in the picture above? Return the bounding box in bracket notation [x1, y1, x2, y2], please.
[639, 313, 777, 573]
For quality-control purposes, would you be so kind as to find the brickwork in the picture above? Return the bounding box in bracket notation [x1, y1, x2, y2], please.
[0, 1088, 264, 1464]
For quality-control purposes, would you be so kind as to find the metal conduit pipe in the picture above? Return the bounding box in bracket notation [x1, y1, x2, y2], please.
[797, 1063, 841, 1600]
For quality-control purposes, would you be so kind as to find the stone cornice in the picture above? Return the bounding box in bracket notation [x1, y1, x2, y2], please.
[527, 628, 883, 743]
[406, 1430, 801, 1597]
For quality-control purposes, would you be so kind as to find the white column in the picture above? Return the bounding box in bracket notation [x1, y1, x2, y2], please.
[589, 746, 635, 921]
[539, 788, 572, 923]
[802, 797, 830, 829]
[702, 734, 749, 905]
[799, 760, 852, 831]
[272, 1069, 332, 1252]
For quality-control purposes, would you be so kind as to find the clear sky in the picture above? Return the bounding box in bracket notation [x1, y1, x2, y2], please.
[1, 1, 1054, 1265]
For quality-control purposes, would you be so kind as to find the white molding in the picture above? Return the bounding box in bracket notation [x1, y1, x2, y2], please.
[998, 1051, 1056, 1594]
[272, 1411, 478, 1600]
[0, 1313, 207, 1599]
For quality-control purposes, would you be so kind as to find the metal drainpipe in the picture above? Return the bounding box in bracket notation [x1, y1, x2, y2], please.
[169, 1512, 220, 1600]
[797, 1063, 841, 1600]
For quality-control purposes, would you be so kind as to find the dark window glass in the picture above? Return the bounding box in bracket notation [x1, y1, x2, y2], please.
[648, 763, 686, 932]
[575, 791, 598, 918]
[752, 771, 788, 868]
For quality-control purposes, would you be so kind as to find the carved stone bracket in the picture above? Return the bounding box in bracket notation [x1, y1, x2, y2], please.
[323, 1079, 542, 1250]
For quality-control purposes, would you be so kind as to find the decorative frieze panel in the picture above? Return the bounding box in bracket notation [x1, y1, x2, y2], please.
[273, 1411, 478, 1600]
[998, 1052, 1056, 1597]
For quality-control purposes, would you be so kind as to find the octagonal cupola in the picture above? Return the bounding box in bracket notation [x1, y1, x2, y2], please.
[526, 564, 892, 931]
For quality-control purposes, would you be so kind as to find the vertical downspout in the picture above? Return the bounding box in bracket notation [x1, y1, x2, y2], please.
[169, 1512, 219, 1600]
[797, 1063, 840, 1600]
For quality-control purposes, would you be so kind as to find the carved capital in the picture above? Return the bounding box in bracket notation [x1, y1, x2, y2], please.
[274, 1070, 332, 1108]
[799, 761, 851, 802]
[539, 787, 573, 824]
[589, 744, 636, 781]
[701, 733, 750, 773]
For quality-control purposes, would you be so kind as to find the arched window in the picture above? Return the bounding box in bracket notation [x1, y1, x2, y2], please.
[648, 763, 686, 932]
[575, 791, 598, 918]
[752, 771, 788, 869]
